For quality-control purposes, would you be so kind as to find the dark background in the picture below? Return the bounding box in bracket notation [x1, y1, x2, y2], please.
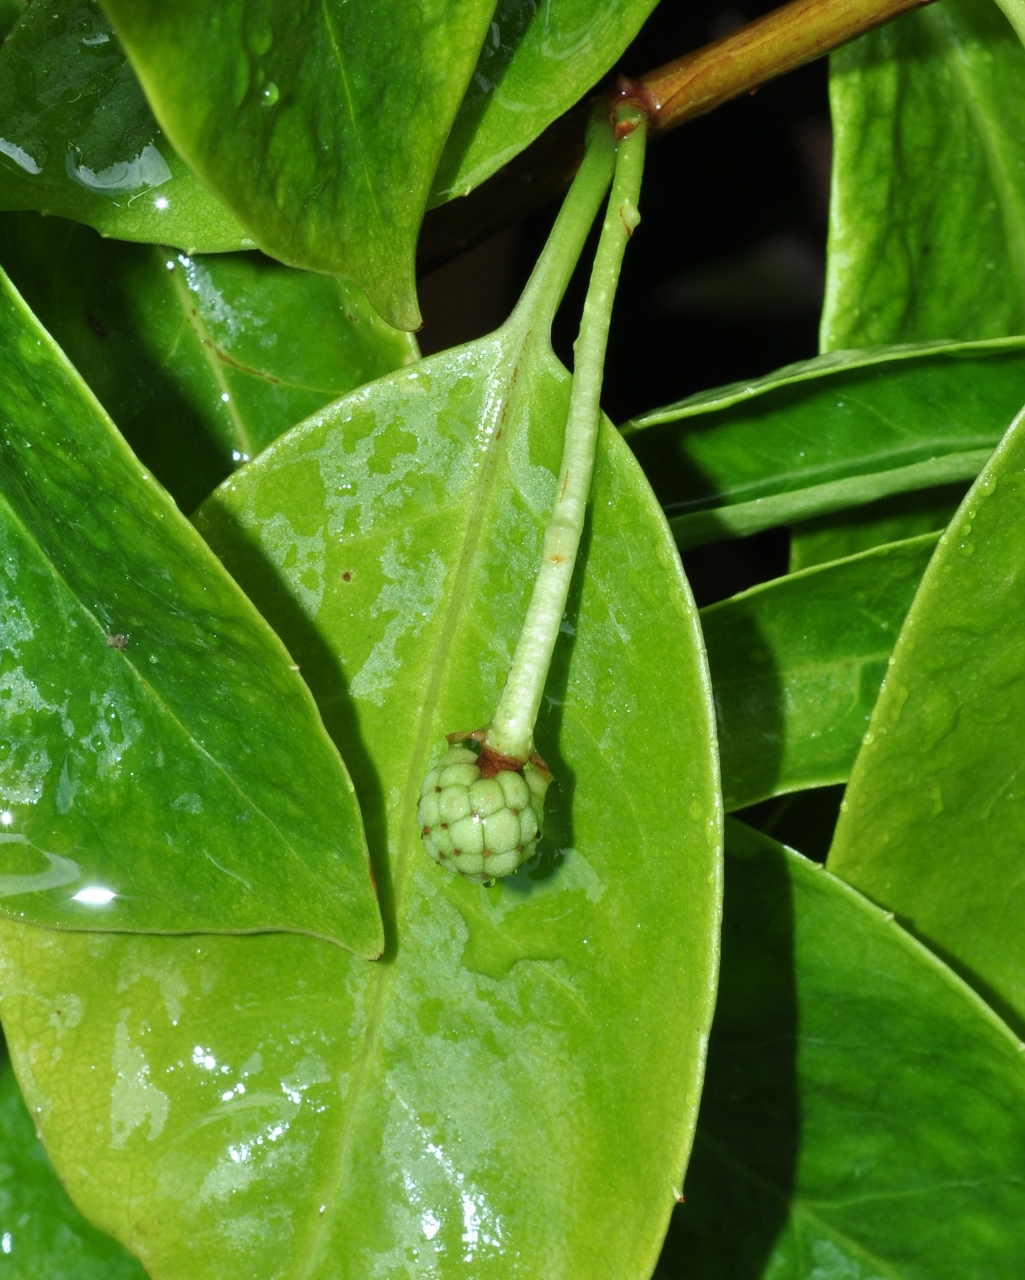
[419, 0, 831, 606]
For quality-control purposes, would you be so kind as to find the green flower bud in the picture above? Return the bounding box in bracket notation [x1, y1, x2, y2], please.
[417, 739, 552, 883]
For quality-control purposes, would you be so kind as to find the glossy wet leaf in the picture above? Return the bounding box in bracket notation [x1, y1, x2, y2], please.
[0, 139, 721, 1280]
[789, 484, 965, 572]
[0, 265, 380, 955]
[0, 1049, 146, 1279]
[821, 0, 1025, 350]
[101, 0, 498, 330]
[0, 212, 418, 513]
[429, 0, 657, 204]
[0, 0, 250, 253]
[623, 339, 1025, 548]
[830, 405, 1025, 1029]
[704, 534, 936, 812]
[656, 821, 1025, 1279]
[0, 0, 25, 40]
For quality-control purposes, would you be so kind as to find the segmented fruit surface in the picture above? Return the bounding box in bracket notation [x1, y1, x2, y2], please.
[418, 744, 550, 881]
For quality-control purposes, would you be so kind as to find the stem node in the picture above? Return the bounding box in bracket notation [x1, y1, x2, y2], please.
[610, 74, 657, 132]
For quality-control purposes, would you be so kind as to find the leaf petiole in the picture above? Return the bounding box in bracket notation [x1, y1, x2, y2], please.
[485, 102, 648, 765]
[417, 102, 648, 884]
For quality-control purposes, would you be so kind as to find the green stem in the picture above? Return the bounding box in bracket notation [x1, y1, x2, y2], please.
[420, 0, 933, 277]
[506, 115, 615, 336]
[486, 104, 648, 763]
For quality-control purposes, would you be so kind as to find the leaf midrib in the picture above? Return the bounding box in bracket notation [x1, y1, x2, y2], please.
[296, 322, 539, 1277]
[319, 0, 381, 220]
[0, 477, 343, 916]
[626, 341, 1025, 431]
[163, 250, 256, 459]
[681, 435, 998, 507]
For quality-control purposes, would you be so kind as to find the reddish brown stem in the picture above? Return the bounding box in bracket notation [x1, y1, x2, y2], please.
[418, 0, 935, 275]
[639, 0, 934, 134]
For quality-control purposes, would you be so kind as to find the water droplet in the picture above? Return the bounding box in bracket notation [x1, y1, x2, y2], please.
[66, 144, 171, 196]
[959, 521, 972, 536]
[72, 885, 117, 906]
[958, 540, 975, 558]
[0, 138, 41, 175]
[247, 25, 273, 55]
[261, 82, 280, 106]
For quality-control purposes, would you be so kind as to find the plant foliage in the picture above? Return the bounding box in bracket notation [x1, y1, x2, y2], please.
[1, 0, 1024, 1273]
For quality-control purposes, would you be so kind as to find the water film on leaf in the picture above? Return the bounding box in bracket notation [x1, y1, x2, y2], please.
[0, 119, 721, 1280]
[0, 265, 382, 955]
[100, 0, 500, 328]
[0, 1046, 146, 1278]
[0, 0, 251, 252]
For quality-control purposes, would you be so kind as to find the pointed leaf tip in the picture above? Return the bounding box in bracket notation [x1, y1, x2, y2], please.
[0, 265, 382, 953]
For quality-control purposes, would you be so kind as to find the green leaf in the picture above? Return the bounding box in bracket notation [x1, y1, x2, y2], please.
[0, 139, 720, 1280]
[0, 1048, 146, 1278]
[657, 820, 1025, 1279]
[429, 0, 658, 204]
[0, 265, 381, 955]
[788, 484, 965, 572]
[821, 0, 1025, 350]
[0, 0, 26, 40]
[622, 339, 1025, 548]
[808, 0, 1021, 569]
[0, 0, 250, 253]
[704, 534, 937, 812]
[0, 211, 419, 514]
[100, 0, 499, 330]
[829, 405, 1025, 1029]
